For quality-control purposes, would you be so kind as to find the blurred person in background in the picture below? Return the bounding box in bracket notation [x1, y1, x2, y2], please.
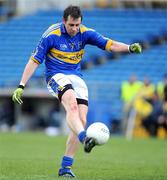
[12, 5, 142, 178]
[157, 74, 167, 102]
[156, 74, 167, 136]
[121, 74, 142, 134]
[137, 77, 155, 104]
[134, 77, 155, 118]
[133, 77, 156, 135]
[142, 92, 165, 137]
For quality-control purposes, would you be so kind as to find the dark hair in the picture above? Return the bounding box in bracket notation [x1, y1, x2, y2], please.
[63, 5, 83, 21]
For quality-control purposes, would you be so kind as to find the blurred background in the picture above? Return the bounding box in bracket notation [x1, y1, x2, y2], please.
[0, 0, 167, 139]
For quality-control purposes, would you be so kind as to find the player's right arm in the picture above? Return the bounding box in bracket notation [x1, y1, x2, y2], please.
[12, 58, 39, 104]
[19, 58, 39, 86]
[12, 27, 54, 104]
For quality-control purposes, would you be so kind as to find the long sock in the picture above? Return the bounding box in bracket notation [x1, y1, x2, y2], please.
[78, 131, 86, 143]
[61, 156, 74, 168]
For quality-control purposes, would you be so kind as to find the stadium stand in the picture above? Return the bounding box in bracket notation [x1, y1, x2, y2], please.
[0, 8, 167, 127]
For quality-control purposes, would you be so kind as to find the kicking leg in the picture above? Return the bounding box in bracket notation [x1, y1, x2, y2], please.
[61, 89, 85, 135]
[61, 104, 88, 158]
[62, 103, 88, 158]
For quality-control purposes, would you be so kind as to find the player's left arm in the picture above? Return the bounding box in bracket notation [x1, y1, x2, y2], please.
[109, 40, 142, 54]
[85, 29, 142, 54]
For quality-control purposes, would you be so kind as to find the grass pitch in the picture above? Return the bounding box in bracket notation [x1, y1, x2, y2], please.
[0, 132, 167, 180]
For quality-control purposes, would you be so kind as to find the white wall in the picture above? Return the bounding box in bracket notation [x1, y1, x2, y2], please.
[16, 0, 96, 15]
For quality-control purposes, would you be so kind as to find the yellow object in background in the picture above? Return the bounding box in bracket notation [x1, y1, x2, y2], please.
[157, 127, 166, 139]
[134, 97, 153, 118]
[133, 115, 150, 138]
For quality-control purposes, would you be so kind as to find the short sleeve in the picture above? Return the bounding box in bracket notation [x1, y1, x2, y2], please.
[31, 35, 53, 64]
[85, 29, 113, 51]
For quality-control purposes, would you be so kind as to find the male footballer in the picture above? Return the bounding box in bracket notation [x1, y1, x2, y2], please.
[12, 5, 142, 178]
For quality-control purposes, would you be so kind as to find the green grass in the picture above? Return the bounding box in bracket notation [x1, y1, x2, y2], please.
[0, 132, 167, 180]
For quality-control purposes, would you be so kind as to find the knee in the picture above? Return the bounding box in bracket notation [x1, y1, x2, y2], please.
[67, 96, 78, 113]
[62, 91, 79, 113]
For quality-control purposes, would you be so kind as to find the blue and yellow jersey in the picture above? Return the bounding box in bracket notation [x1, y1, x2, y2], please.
[31, 22, 113, 82]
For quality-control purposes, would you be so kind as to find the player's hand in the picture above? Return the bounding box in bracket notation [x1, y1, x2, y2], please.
[12, 87, 24, 104]
[129, 43, 142, 53]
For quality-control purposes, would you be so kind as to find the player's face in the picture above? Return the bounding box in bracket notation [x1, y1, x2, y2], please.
[63, 15, 81, 37]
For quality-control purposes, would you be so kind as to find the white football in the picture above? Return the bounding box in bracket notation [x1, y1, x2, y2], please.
[86, 122, 110, 145]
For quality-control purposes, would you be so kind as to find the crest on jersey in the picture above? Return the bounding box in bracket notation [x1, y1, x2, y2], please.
[60, 44, 68, 50]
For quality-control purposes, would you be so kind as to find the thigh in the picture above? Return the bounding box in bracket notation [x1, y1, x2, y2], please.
[69, 75, 88, 102]
[61, 89, 78, 112]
